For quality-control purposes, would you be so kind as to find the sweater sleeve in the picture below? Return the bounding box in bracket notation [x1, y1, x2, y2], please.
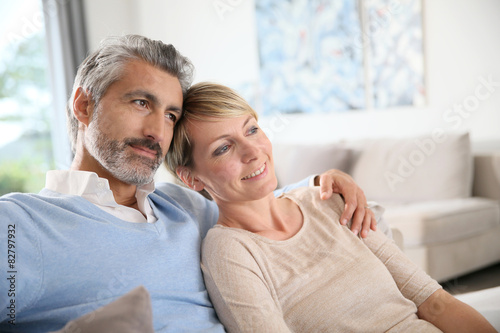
[273, 176, 313, 197]
[362, 228, 442, 307]
[0, 199, 43, 323]
[201, 230, 292, 333]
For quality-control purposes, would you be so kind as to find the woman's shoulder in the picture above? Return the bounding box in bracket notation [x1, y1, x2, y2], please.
[282, 187, 345, 215]
[203, 225, 254, 254]
[202, 225, 265, 271]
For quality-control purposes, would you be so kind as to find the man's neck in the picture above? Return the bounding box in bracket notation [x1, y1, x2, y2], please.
[70, 156, 139, 209]
[107, 177, 139, 208]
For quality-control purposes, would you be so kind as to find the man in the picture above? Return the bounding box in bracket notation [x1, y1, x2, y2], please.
[0, 35, 375, 332]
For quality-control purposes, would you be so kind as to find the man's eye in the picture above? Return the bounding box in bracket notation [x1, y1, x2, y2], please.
[134, 100, 148, 108]
[166, 113, 177, 123]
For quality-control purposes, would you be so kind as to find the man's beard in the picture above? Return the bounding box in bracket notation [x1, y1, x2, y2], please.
[86, 120, 163, 186]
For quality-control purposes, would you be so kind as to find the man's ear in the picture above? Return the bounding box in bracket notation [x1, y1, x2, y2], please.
[73, 87, 93, 126]
[176, 167, 205, 192]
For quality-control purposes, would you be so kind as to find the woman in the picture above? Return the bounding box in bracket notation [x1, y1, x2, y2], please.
[166, 83, 495, 332]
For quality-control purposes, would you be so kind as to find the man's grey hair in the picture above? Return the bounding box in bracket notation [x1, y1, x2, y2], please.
[67, 34, 195, 153]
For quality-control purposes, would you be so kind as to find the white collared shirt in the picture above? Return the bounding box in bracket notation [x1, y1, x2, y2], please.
[45, 170, 157, 223]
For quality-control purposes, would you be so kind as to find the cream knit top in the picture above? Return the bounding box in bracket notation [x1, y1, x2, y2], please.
[201, 187, 442, 332]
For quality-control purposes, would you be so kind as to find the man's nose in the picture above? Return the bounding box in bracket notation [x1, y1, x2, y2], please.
[143, 112, 165, 143]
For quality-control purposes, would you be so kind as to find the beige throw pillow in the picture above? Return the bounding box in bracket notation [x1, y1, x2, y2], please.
[52, 286, 154, 333]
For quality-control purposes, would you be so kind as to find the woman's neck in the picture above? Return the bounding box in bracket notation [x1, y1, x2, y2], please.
[216, 193, 303, 241]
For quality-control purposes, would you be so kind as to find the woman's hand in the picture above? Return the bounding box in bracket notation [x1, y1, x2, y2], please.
[315, 169, 376, 238]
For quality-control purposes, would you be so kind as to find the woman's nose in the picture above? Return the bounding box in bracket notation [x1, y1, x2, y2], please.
[241, 142, 259, 163]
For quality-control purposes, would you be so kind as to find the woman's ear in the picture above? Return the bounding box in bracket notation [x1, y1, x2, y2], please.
[73, 87, 93, 126]
[176, 167, 205, 192]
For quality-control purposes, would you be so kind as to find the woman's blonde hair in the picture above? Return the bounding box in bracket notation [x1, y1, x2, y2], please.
[165, 82, 258, 197]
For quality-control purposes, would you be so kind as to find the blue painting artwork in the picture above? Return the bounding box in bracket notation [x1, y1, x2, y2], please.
[367, 0, 425, 108]
[255, 0, 365, 115]
[252, 0, 424, 115]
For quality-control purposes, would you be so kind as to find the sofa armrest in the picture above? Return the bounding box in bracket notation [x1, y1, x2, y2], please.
[375, 215, 404, 250]
[391, 228, 404, 251]
[473, 153, 500, 201]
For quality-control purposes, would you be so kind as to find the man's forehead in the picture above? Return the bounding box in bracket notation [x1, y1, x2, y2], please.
[113, 61, 183, 100]
[120, 60, 180, 84]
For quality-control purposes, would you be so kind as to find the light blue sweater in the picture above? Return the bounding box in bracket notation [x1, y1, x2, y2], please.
[0, 179, 308, 332]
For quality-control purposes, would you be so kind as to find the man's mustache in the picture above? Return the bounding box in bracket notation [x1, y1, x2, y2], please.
[124, 138, 163, 158]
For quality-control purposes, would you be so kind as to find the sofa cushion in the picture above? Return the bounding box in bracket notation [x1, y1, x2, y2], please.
[351, 132, 473, 203]
[272, 142, 353, 186]
[455, 286, 500, 331]
[382, 198, 500, 247]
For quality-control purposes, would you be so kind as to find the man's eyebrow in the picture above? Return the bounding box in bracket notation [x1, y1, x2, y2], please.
[123, 90, 182, 114]
[123, 90, 159, 105]
[169, 106, 182, 118]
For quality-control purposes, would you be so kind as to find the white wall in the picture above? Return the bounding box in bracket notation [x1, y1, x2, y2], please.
[84, 0, 259, 87]
[84, 0, 500, 146]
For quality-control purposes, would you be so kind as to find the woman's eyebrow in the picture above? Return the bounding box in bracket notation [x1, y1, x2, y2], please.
[211, 116, 254, 142]
[242, 115, 253, 128]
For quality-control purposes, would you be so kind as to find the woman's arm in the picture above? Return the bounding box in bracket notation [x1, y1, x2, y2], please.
[202, 232, 292, 333]
[361, 226, 495, 331]
[417, 288, 497, 333]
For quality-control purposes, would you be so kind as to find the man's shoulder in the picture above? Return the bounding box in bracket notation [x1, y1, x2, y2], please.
[0, 190, 89, 217]
[153, 182, 211, 205]
[153, 182, 219, 236]
[154, 181, 188, 194]
[1, 189, 78, 203]
[1, 190, 54, 206]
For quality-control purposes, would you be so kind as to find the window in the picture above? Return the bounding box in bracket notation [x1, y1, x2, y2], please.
[0, 0, 53, 194]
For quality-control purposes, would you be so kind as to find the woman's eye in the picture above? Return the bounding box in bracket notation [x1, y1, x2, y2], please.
[249, 126, 259, 134]
[214, 145, 230, 156]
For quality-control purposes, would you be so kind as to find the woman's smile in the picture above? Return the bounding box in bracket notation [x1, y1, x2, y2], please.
[241, 163, 267, 180]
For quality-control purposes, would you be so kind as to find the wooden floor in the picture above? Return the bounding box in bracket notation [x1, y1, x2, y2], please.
[442, 262, 500, 295]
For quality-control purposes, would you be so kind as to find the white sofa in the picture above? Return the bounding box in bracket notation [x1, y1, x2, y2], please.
[273, 131, 500, 282]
